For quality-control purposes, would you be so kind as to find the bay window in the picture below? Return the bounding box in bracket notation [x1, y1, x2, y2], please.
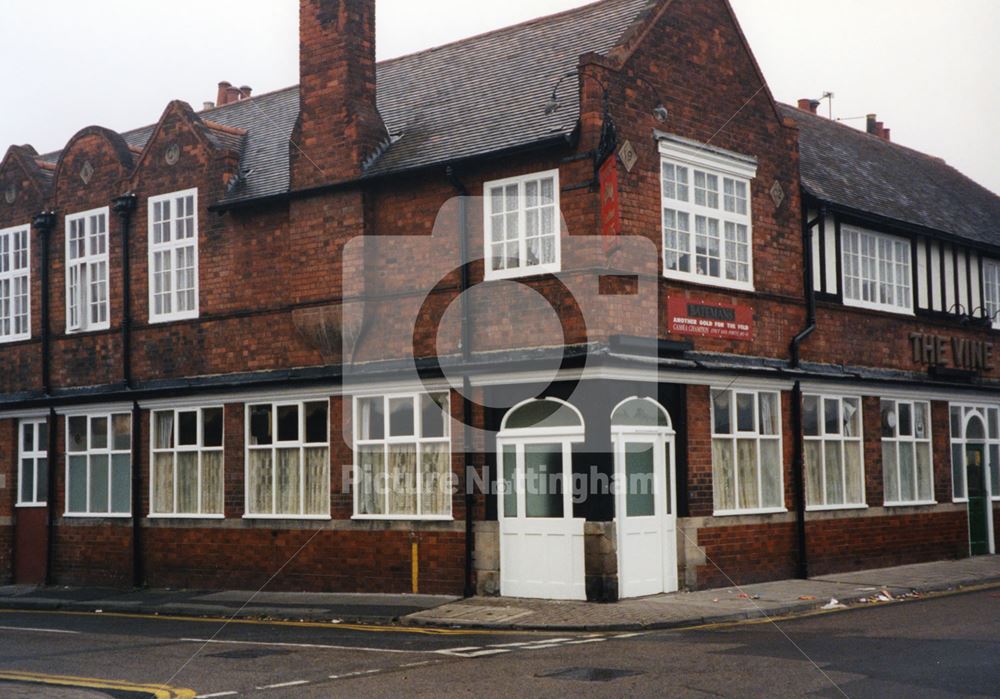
[660, 138, 756, 291]
[354, 392, 451, 519]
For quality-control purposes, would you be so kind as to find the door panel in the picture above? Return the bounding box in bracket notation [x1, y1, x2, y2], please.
[966, 445, 990, 556]
[14, 507, 47, 584]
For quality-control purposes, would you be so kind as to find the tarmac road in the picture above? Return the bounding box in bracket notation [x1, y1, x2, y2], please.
[0, 587, 997, 697]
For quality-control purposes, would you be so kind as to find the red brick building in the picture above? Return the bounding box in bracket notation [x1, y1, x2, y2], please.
[1, 0, 997, 601]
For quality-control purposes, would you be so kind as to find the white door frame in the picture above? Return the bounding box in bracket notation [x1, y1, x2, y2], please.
[612, 397, 677, 598]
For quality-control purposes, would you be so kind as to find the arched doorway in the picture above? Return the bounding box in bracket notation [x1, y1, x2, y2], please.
[497, 398, 585, 599]
[612, 397, 677, 597]
[963, 413, 993, 555]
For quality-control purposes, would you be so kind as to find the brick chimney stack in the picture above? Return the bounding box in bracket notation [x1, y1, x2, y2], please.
[866, 113, 891, 142]
[291, 0, 387, 187]
[797, 98, 820, 115]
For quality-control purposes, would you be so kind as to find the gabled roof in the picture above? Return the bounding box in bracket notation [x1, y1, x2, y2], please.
[780, 103, 1000, 247]
[35, 0, 656, 205]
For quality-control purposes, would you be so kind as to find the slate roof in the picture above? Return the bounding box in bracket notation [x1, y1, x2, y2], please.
[35, 0, 654, 205]
[780, 103, 1000, 247]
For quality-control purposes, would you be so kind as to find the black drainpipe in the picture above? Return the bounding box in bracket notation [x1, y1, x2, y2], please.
[446, 165, 476, 598]
[790, 203, 825, 580]
[32, 210, 57, 585]
[112, 193, 137, 388]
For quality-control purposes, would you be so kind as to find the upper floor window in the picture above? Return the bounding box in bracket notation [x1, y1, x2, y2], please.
[710, 388, 783, 514]
[880, 399, 933, 505]
[66, 412, 132, 516]
[842, 225, 912, 314]
[0, 224, 30, 342]
[354, 392, 452, 519]
[660, 138, 756, 291]
[66, 207, 110, 333]
[484, 170, 560, 280]
[18, 418, 48, 506]
[148, 189, 198, 322]
[246, 401, 330, 518]
[983, 259, 1000, 327]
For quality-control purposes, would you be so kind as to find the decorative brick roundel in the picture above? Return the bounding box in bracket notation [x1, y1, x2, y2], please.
[165, 143, 180, 165]
[79, 161, 95, 185]
[769, 180, 785, 209]
[3, 183, 15, 205]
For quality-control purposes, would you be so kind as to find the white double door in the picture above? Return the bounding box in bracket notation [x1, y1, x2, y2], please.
[615, 432, 677, 598]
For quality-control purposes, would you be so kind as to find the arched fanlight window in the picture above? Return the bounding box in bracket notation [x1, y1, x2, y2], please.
[966, 414, 987, 441]
[611, 397, 672, 430]
[500, 398, 583, 434]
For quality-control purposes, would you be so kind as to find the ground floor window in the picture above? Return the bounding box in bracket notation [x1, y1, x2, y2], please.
[949, 405, 1000, 501]
[804, 395, 865, 508]
[880, 399, 934, 505]
[710, 389, 783, 514]
[354, 392, 451, 518]
[66, 413, 132, 516]
[18, 418, 48, 506]
[246, 401, 330, 517]
[151, 407, 224, 516]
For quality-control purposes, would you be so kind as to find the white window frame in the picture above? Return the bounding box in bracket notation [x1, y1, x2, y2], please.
[65, 207, 110, 333]
[982, 259, 1000, 328]
[659, 138, 757, 292]
[841, 225, 913, 314]
[149, 406, 225, 518]
[710, 388, 785, 515]
[0, 224, 31, 342]
[948, 404, 1000, 503]
[803, 394, 866, 511]
[148, 188, 199, 323]
[352, 392, 453, 520]
[17, 418, 47, 506]
[64, 412, 132, 517]
[483, 169, 561, 281]
[880, 398, 935, 506]
[244, 400, 331, 520]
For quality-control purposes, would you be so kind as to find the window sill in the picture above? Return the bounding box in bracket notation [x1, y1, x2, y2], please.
[242, 514, 332, 521]
[485, 263, 561, 282]
[63, 512, 132, 519]
[148, 312, 200, 325]
[806, 503, 869, 512]
[65, 324, 112, 335]
[662, 270, 754, 294]
[0, 334, 31, 345]
[842, 298, 915, 317]
[147, 513, 225, 520]
[712, 507, 787, 517]
[883, 500, 937, 508]
[351, 514, 454, 521]
[15, 502, 47, 509]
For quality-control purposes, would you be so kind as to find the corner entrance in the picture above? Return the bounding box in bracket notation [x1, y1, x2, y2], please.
[497, 398, 586, 600]
[612, 398, 677, 598]
[965, 443, 990, 556]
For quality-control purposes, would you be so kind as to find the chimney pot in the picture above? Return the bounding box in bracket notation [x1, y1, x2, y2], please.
[882, 128, 891, 142]
[203, 101, 215, 111]
[866, 113, 878, 135]
[225, 85, 242, 104]
[239, 85, 253, 99]
[217, 81, 232, 106]
[797, 98, 819, 115]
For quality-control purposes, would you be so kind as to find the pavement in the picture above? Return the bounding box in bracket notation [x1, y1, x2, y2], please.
[1, 555, 998, 632]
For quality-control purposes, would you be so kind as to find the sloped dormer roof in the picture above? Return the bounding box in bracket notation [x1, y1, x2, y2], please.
[780, 103, 1000, 247]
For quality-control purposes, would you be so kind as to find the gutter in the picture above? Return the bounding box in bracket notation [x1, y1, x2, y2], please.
[446, 165, 476, 599]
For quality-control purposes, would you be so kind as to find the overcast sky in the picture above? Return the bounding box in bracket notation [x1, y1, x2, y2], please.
[1, 0, 997, 194]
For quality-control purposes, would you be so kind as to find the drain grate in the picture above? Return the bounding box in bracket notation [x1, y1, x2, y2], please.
[536, 667, 643, 682]
[210, 648, 293, 659]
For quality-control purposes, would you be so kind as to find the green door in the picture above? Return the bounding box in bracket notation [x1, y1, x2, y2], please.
[965, 444, 990, 556]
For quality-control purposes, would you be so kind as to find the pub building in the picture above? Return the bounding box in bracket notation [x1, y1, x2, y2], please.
[0, 0, 997, 602]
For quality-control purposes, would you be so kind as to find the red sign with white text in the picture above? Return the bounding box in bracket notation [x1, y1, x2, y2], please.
[668, 297, 753, 340]
[599, 156, 621, 252]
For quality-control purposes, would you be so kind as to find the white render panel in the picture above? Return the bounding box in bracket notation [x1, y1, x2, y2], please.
[824, 216, 837, 294]
[929, 240, 942, 311]
[944, 244, 956, 313]
[916, 239, 929, 309]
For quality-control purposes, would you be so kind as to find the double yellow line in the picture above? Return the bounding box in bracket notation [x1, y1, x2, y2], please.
[0, 670, 194, 698]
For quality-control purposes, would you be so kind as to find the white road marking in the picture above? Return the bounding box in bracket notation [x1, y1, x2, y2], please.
[563, 638, 608, 645]
[195, 692, 239, 698]
[400, 660, 435, 667]
[329, 669, 382, 679]
[257, 680, 310, 689]
[180, 637, 429, 655]
[0, 625, 80, 635]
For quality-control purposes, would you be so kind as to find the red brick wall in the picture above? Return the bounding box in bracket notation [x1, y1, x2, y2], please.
[696, 522, 798, 588]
